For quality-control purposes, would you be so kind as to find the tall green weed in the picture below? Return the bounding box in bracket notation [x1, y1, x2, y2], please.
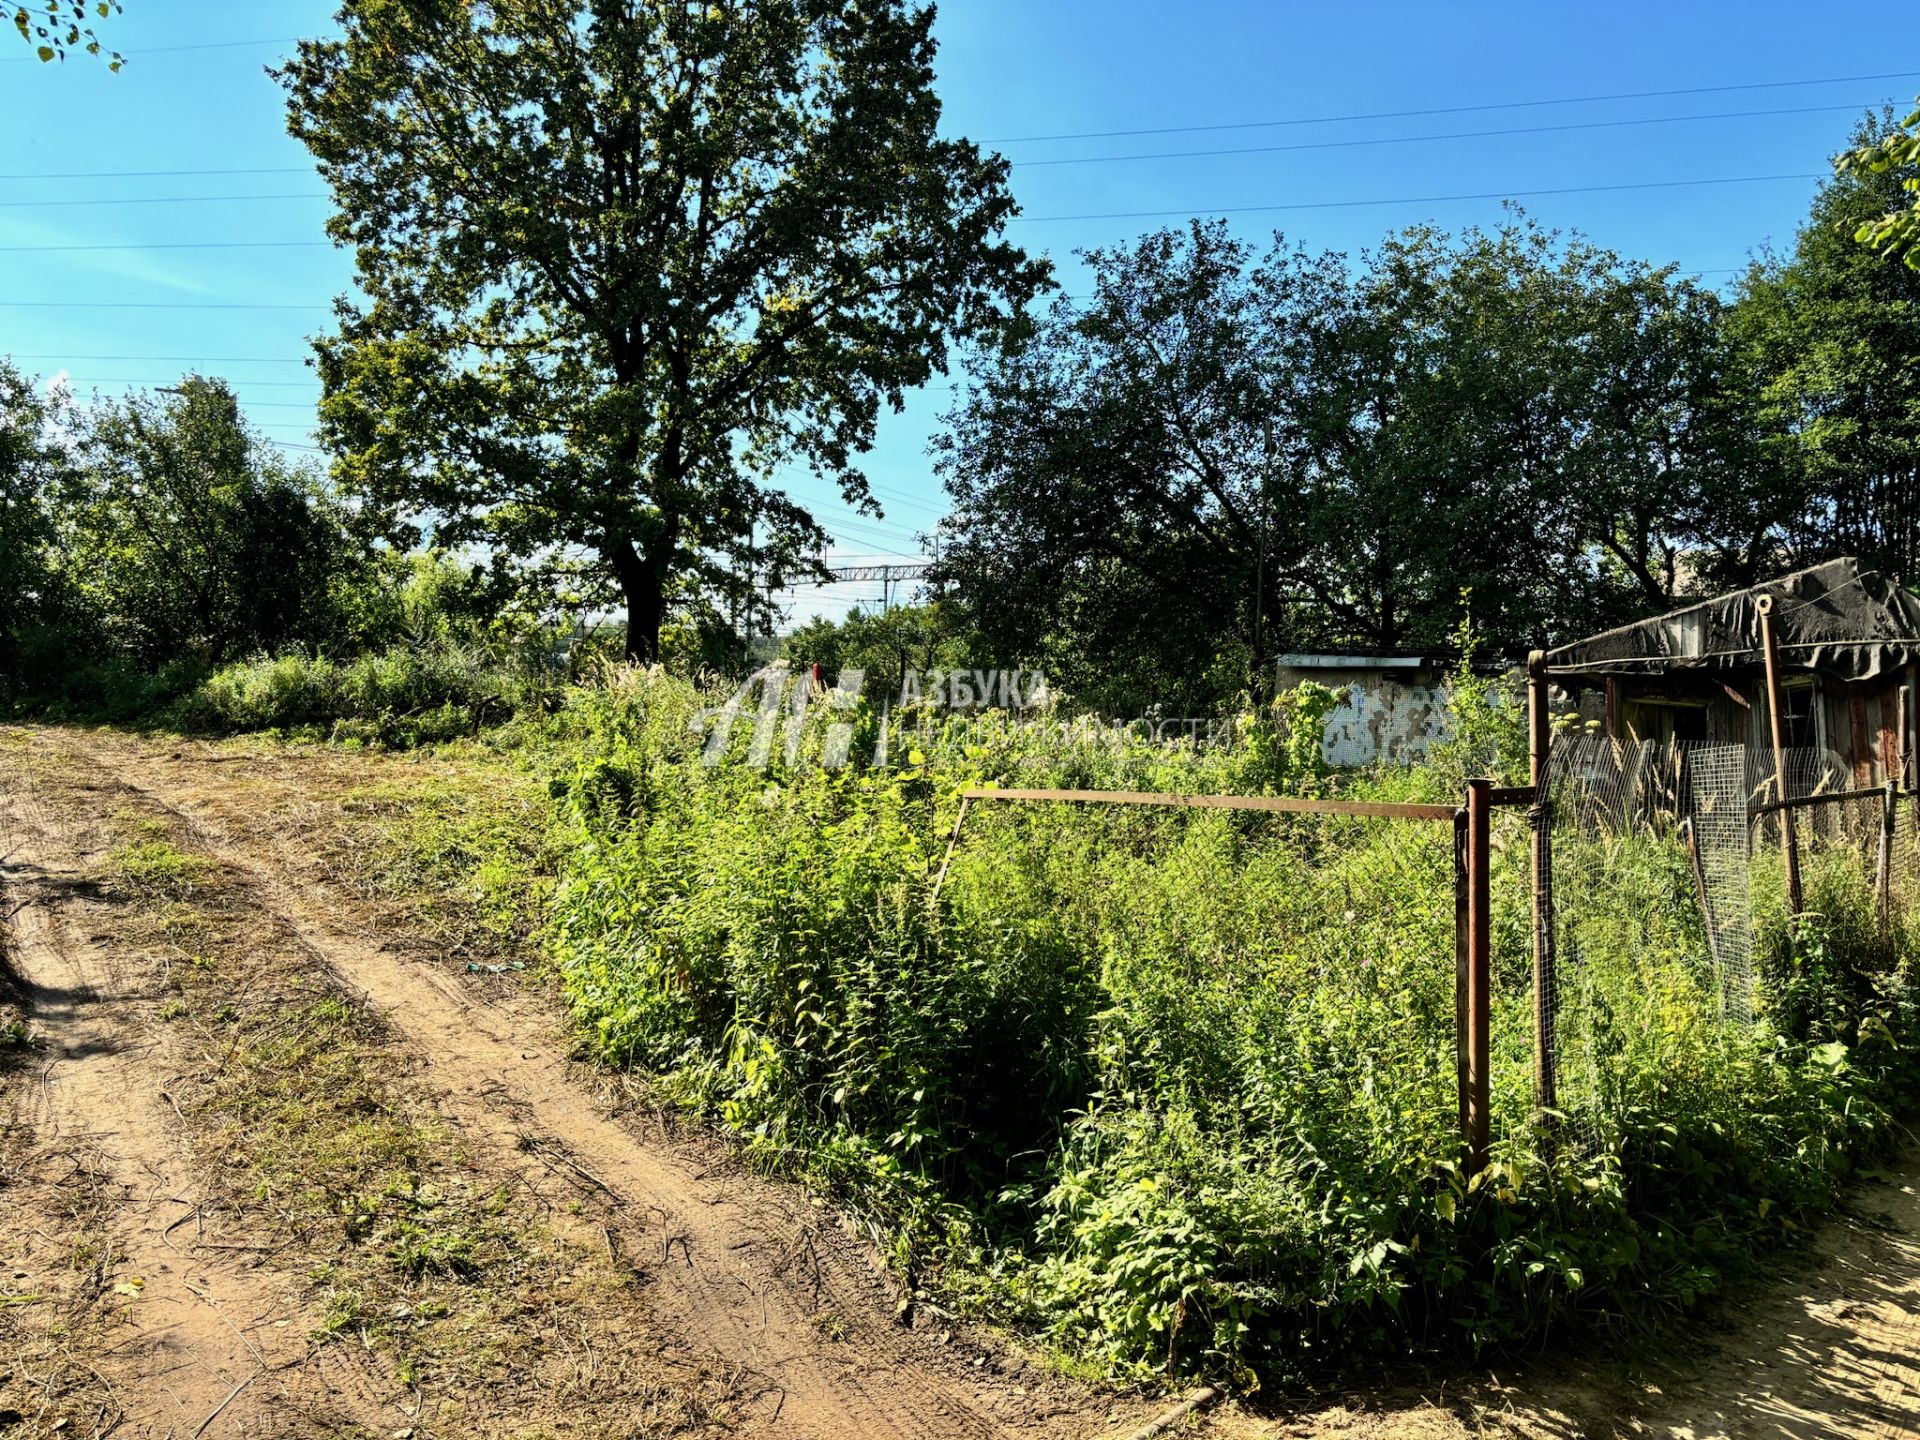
[534, 667, 1920, 1380]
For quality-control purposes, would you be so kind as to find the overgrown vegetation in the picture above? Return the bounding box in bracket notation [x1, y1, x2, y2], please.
[511, 666, 1920, 1382]
[2, 17, 1917, 1399]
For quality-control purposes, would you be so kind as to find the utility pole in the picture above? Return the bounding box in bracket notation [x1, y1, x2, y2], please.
[745, 513, 757, 670]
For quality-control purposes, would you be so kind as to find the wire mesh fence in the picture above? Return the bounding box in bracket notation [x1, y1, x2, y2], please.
[1537, 731, 1907, 1153]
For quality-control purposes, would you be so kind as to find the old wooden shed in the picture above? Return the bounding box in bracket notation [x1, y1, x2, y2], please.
[1545, 557, 1920, 787]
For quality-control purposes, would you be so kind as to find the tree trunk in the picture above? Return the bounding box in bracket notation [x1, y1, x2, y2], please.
[609, 536, 668, 663]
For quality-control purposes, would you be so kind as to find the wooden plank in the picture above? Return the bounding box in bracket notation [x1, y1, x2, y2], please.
[958, 787, 1459, 822]
[1851, 691, 1872, 786]
[1758, 595, 1804, 914]
[1879, 687, 1900, 782]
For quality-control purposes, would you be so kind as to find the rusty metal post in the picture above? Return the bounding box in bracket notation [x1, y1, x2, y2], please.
[1526, 651, 1557, 1128]
[1453, 806, 1469, 1147]
[1459, 778, 1493, 1173]
[1878, 779, 1896, 936]
[1757, 594, 1803, 915]
[1908, 662, 1920, 834]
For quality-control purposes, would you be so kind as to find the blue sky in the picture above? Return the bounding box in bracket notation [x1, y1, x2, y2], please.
[3, 1, 1914, 623]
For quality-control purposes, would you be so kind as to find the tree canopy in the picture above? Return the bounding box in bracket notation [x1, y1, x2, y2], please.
[0, 361, 68, 672]
[278, 0, 1045, 662]
[781, 598, 972, 702]
[1729, 115, 1920, 583]
[58, 377, 360, 667]
[933, 217, 1762, 713]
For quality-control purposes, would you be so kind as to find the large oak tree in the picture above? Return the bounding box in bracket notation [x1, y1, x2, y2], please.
[279, 0, 1044, 660]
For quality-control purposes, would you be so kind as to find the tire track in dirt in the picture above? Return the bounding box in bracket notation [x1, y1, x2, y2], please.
[48, 729, 1111, 1440]
[0, 787, 394, 1438]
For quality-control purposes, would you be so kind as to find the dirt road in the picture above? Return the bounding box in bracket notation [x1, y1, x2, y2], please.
[2, 724, 1917, 1439]
[0, 727, 1140, 1439]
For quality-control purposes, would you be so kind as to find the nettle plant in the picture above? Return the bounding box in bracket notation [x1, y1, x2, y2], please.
[529, 664, 1919, 1382]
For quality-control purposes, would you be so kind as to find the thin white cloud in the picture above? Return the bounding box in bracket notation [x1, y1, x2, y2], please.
[0, 215, 216, 294]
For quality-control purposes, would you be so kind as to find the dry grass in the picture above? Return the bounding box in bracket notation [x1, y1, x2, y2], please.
[0, 1123, 123, 1434]
[0, 744, 732, 1438]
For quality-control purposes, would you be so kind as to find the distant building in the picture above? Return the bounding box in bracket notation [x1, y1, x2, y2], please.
[1275, 652, 1498, 767]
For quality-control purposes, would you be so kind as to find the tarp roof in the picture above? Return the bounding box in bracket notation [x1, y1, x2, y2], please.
[1546, 557, 1920, 684]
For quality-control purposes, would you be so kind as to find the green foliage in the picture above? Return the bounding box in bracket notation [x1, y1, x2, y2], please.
[1427, 608, 1528, 787]
[0, 366, 411, 711]
[108, 836, 205, 900]
[526, 666, 1920, 1382]
[936, 215, 1759, 713]
[179, 637, 570, 747]
[0, 361, 66, 678]
[11, 1, 120, 66]
[57, 377, 361, 670]
[1728, 112, 1920, 582]
[277, 0, 1045, 661]
[781, 601, 977, 705]
[1837, 98, 1920, 271]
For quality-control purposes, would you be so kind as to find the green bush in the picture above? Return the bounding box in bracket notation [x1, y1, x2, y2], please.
[177, 639, 571, 745]
[534, 667, 1920, 1382]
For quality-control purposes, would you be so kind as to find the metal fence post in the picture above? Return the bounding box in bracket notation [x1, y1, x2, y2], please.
[1459, 778, 1493, 1173]
[1454, 805, 1469, 1148]
[1527, 652, 1557, 1132]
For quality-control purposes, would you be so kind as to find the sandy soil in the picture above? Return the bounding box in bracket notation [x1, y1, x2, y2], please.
[0, 750, 399, 1435]
[2, 724, 1916, 1440]
[0, 728, 1154, 1439]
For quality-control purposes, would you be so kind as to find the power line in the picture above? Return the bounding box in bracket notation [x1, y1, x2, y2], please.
[6, 353, 313, 363]
[984, 69, 1920, 144]
[1013, 172, 1824, 224]
[1015, 102, 1883, 169]
[0, 36, 306, 64]
[818, 540, 917, 560]
[0, 301, 327, 310]
[0, 192, 326, 209]
[63, 376, 318, 387]
[6, 92, 1871, 186]
[822, 519, 926, 547]
[0, 166, 312, 181]
[0, 240, 330, 254]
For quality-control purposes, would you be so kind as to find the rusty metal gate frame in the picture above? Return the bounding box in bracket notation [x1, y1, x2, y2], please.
[930, 779, 1532, 1173]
